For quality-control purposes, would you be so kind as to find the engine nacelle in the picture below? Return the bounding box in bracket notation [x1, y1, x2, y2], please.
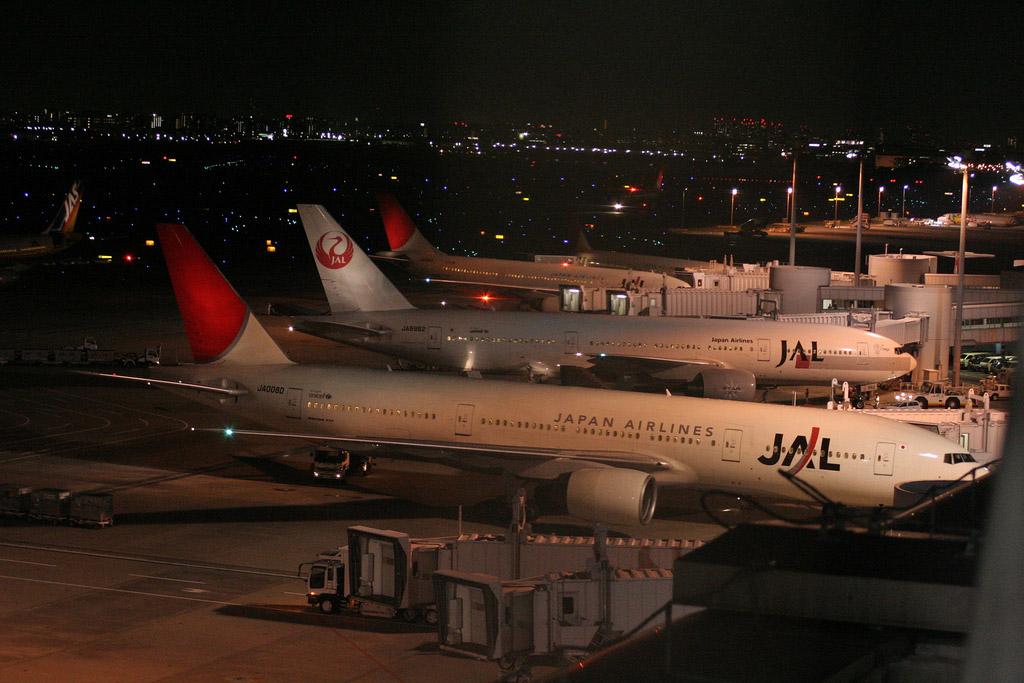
[694, 368, 757, 402]
[566, 468, 657, 526]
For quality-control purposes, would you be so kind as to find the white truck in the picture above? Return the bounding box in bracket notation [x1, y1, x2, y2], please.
[893, 381, 969, 409]
[300, 526, 700, 623]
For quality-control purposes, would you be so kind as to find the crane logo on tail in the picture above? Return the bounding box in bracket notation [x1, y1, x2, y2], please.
[315, 231, 355, 269]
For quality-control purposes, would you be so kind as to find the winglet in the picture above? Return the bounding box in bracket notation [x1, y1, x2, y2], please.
[297, 204, 413, 313]
[375, 193, 438, 256]
[158, 224, 292, 365]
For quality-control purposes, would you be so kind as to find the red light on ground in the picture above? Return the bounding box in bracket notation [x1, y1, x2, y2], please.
[627, 187, 640, 193]
[480, 294, 491, 303]
[124, 254, 134, 263]
[561, 262, 570, 267]
[284, 113, 294, 120]
[697, 195, 704, 201]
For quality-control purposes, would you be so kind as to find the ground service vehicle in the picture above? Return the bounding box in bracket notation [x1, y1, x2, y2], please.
[895, 382, 969, 409]
[980, 380, 1014, 402]
[310, 446, 371, 480]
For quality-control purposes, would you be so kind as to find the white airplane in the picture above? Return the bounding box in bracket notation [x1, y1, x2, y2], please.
[0, 182, 82, 261]
[562, 227, 710, 274]
[374, 193, 691, 301]
[294, 204, 915, 396]
[94, 223, 983, 527]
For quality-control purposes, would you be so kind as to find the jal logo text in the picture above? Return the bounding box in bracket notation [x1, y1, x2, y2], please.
[775, 340, 824, 368]
[757, 428, 840, 474]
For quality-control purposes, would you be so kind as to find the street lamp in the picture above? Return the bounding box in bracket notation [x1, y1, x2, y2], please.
[785, 186, 793, 221]
[991, 184, 998, 212]
[730, 188, 738, 226]
[877, 186, 885, 217]
[947, 156, 969, 389]
[901, 184, 909, 224]
[788, 154, 798, 265]
[833, 186, 841, 223]
[846, 152, 865, 285]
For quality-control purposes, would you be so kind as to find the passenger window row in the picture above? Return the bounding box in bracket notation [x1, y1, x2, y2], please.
[306, 401, 437, 420]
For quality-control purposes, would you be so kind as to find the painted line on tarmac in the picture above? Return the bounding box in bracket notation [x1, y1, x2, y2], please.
[0, 558, 57, 567]
[0, 541, 298, 579]
[129, 574, 207, 585]
[0, 573, 240, 606]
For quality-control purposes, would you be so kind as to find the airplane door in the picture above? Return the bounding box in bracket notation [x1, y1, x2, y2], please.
[455, 404, 475, 436]
[722, 428, 742, 462]
[428, 326, 442, 350]
[857, 341, 869, 365]
[285, 388, 302, 419]
[757, 338, 770, 362]
[874, 442, 895, 476]
[565, 331, 579, 355]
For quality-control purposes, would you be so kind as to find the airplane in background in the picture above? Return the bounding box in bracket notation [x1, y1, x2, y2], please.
[0, 182, 83, 261]
[92, 222, 983, 526]
[374, 193, 690, 307]
[293, 204, 915, 397]
[559, 226, 713, 275]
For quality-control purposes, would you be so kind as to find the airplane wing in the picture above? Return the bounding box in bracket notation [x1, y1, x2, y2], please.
[291, 318, 390, 339]
[196, 426, 673, 474]
[585, 354, 729, 377]
[418, 276, 561, 295]
[79, 372, 250, 396]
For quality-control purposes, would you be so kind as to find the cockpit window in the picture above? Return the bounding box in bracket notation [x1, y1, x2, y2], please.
[944, 453, 975, 465]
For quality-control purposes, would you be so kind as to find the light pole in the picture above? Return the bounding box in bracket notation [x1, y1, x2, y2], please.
[991, 184, 997, 212]
[901, 184, 909, 224]
[788, 154, 797, 265]
[833, 186, 841, 223]
[785, 186, 792, 221]
[848, 153, 865, 286]
[948, 158, 969, 389]
[681, 187, 688, 228]
[730, 188, 738, 226]
[877, 186, 885, 217]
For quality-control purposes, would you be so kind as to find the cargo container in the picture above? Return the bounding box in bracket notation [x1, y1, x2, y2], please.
[28, 488, 72, 521]
[0, 485, 33, 516]
[68, 492, 114, 527]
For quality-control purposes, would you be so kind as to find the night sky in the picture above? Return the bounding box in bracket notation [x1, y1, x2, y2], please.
[3, 1, 1022, 139]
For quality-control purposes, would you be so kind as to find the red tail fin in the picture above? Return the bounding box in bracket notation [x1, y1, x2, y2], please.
[375, 193, 418, 250]
[157, 224, 290, 365]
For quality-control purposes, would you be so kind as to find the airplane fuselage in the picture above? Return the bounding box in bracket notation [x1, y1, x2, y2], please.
[155, 363, 973, 509]
[0, 233, 76, 261]
[403, 252, 690, 293]
[294, 310, 914, 386]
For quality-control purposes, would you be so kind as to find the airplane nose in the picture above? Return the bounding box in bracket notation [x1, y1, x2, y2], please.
[899, 352, 917, 374]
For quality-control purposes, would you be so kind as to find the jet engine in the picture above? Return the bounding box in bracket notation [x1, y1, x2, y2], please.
[566, 468, 657, 526]
[693, 368, 757, 402]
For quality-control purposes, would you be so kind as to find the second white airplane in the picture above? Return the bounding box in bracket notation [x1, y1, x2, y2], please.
[293, 204, 915, 398]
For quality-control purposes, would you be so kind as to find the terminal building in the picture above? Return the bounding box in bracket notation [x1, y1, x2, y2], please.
[541, 252, 1022, 387]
